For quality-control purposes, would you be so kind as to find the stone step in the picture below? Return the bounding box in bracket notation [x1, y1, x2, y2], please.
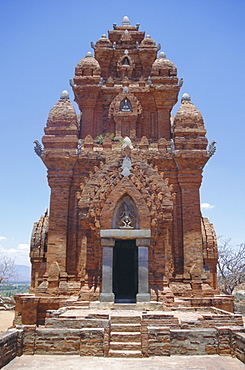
[109, 349, 143, 358]
[111, 332, 141, 342]
[60, 300, 90, 307]
[110, 323, 141, 332]
[113, 304, 137, 310]
[110, 341, 141, 350]
[110, 315, 141, 324]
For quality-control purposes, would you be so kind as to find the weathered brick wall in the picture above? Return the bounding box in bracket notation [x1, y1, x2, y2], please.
[180, 312, 244, 329]
[14, 295, 69, 326]
[147, 327, 170, 356]
[45, 317, 109, 329]
[217, 327, 233, 355]
[0, 330, 22, 368]
[35, 328, 81, 355]
[21, 325, 36, 355]
[170, 329, 218, 355]
[1, 325, 245, 363]
[80, 328, 104, 356]
[233, 331, 245, 364]
[19, 327, 106, 356]
[200, 314, 244, 328]
[142, 313, 179, 328]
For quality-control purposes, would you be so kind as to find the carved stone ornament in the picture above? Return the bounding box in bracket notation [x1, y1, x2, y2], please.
[113, 195, 139, 229]
[121, 155, 132, 176]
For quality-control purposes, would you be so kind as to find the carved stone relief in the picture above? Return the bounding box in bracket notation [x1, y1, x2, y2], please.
[112, 195, 139, 229]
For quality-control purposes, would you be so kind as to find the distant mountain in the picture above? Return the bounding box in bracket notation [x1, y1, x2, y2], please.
[9, 265, 31, 282]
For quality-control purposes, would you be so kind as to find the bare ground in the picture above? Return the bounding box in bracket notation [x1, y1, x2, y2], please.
[0, 308, 15, 333]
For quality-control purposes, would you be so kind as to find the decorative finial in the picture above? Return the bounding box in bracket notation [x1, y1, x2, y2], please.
[85, 51, 93, 58]
[122, 136, 133, 150]
[159, 52, 166, 58]
[101, 34, 106, 38]
[122, 16, 130, 26]
[121, 155, 132, 177]
[181, 93, 191, 102]
[60, 90, 69, 100]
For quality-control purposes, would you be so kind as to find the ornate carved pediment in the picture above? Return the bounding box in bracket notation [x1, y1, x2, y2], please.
[109, 90, 142, 118]
[117, 54, 135, 78]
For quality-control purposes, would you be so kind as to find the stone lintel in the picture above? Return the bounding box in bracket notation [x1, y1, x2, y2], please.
[100, 229, 151, 239]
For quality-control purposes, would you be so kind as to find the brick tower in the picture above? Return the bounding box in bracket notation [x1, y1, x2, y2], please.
[16, 16, 227, 324]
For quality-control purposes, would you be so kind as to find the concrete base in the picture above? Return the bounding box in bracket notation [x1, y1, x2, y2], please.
[4, 355, 245, 370]
[88, 301, 164, 311]
[137, 293, 150, 302]
[100, 293, 115, 302]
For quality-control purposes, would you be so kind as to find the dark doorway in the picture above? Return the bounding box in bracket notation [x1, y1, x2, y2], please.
[113, 239, 138, 303]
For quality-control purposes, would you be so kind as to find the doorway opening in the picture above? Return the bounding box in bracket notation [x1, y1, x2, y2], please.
[113, 239, 138, 303]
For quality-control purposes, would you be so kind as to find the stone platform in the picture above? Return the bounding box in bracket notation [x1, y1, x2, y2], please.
[3, 354, 245, 370]
[1, 304, 244, 365]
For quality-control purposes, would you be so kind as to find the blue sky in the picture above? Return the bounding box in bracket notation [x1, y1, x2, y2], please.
[0, 0, 244, 266]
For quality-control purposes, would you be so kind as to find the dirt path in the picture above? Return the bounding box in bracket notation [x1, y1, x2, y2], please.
[0, 308, 15, 333]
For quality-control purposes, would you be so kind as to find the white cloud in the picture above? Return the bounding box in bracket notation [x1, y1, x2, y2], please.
[7, 248, 19, 254]
[18, 244, 29, 250]
[0, 236, 7, 241]
[0, 242, 30, 266]
[201, 203, 215, 210]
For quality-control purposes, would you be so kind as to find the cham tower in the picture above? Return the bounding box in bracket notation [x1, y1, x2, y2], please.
[15, 16, 232, 325]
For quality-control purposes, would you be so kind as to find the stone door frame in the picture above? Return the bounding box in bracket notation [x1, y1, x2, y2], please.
[100, 229, 151, 303]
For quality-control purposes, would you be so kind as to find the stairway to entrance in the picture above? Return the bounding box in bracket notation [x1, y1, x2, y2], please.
[109, 315, 142, 357]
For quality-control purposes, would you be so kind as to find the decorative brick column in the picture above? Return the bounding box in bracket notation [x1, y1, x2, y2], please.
[178, 172, 203, 284]
[46, 175, 73, 276]
[100, 238, 115, 302]
[136, 238, 151, 302]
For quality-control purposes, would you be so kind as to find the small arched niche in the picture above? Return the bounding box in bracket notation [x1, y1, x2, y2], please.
[120, 98, 132, 112]
[112, 194, 139, 229]
[122, 57, 130, 66]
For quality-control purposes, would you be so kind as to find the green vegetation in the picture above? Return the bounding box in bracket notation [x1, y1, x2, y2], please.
[94, 133, 123, 144]
[0, 283, 30, 297]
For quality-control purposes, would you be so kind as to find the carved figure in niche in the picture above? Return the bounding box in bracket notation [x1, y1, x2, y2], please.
[119, 203, 134, 229]
[122, 57, 130, 66]
[113, 195, 139, 229]
[120, 99, 132, 112]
